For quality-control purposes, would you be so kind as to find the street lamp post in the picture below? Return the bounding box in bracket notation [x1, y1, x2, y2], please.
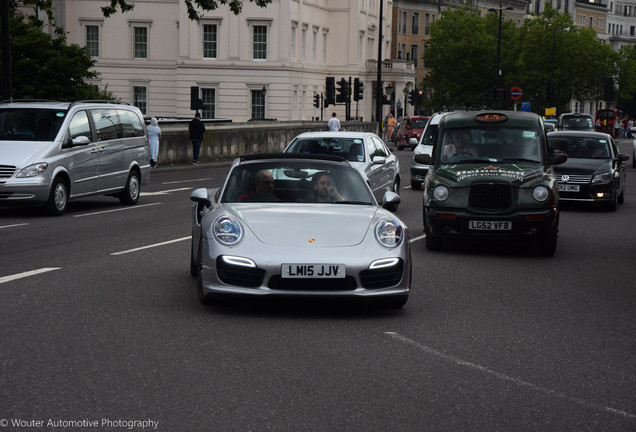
[489, 1, 514, 109]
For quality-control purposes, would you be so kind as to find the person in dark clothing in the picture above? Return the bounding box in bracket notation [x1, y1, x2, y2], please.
[189, 112, 206, 165]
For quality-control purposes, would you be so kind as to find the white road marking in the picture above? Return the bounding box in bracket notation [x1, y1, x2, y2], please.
[73, 202, 162, 218]
[385, 331, 636, 420]
[110, 236, 191, 256]
[0, 223, 29, 230]
[161, 178, 211, 185]
[409, 234, 425, 243]
[0, 267, 61, 285]
[140, 187, 193, 196]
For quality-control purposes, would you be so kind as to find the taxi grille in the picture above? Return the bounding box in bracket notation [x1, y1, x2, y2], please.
[0, 165, 16, 183]
[360, 260, 404, 289]
[469, 182, 512, 211]
[268, 276, 357, 291]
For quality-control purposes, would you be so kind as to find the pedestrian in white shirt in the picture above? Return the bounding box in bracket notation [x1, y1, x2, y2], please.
[327, 112, 341, 131]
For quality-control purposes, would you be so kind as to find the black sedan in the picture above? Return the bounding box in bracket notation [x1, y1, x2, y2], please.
[548, 131, 629, 211]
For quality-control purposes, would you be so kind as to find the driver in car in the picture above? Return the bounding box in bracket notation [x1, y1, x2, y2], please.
[239, 170, 280, 202]
[313, 172, 344, 203]
[443, 129, 478, 158]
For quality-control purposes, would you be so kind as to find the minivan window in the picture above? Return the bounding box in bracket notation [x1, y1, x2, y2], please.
[69, 111, 92, 141]
[118, 109, 145, 138]
[92, 109, 121, 141]
[0, 108, 66, 141]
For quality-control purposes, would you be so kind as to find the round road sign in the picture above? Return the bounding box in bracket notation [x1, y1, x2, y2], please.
[510, 87, 523, 100]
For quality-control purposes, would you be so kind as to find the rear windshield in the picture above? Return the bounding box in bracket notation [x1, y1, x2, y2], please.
[0, 108, 66, 141]
[286, 137, 365, 162]
[562, 116, 593, 129]
[438, 126, 543, 164]
[411, 118, 428, 129]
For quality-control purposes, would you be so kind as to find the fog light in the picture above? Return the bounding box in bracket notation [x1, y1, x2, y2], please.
[596, 192, 605, 198]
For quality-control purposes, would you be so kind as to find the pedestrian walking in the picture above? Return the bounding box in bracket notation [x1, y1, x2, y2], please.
[147, 117, 161, 168]
[387, 113, 397, 143]
[189, 112, 206, 165]
[327, 112, 341, 131]
[628, 117, 634, 139]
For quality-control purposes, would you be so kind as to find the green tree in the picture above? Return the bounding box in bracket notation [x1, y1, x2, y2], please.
[514, 6, 616, 114]
[102, 0, 272, 20]
[615, 45, 636, 113]
[423, 6, 519, 111]
[2, 4, 109, 100]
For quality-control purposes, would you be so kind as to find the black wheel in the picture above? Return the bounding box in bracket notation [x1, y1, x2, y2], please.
[606, 190, 618, 211]
[190, 236, 198, 277]
[538, 222, 558, 257]
[44, 177, 69, 216]
[618, 184, 625, 204]
[196, 241, 215, 305]
[424, 220, 442, 251]
[411, 181, 422, 191]
[377, 295, 408, 308]
[119, 170, 141, 205]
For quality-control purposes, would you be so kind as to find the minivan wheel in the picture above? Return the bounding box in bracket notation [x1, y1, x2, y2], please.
[44, 177, 69, 216]
[119, 171, 141, 205]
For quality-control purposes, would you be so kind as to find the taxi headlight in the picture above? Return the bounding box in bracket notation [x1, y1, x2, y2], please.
[16, 163, 48, 178]
[532, 185, 549, 202]
[433, 185, 449, 201]
[375, 219, 403, 248]
[592, 172, 612, 184]
[213, 216, 243, 246]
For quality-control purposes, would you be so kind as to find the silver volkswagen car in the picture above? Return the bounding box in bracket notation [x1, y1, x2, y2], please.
[189, 153, 410, 308]
[284, 131, 401, 211]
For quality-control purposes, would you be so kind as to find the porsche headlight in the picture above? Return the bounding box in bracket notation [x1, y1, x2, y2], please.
[532, 185, 549, 202]
[433, 185, 449, 201]
[16, 163, 48, 178]
[375, 219, 403, 248]
[213, 216, 243, 246]
[592, 172, 612, 184]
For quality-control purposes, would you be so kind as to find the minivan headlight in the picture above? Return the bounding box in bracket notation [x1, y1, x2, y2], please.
[375, 219, 403, 248]
[213, 216, 243, 246]
[532, 185, 549, 202]
[433, 185, 449, 201]
[592, 172, 612, 184]
[16, 163, 48, 178]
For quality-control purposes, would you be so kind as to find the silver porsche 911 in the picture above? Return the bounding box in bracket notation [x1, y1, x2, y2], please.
[189, 153, 411, 308]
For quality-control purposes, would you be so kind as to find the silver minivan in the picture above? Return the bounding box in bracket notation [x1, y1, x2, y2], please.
[0, 100, 150, 215]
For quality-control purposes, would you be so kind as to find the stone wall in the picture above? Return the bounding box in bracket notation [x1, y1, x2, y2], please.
[154, 120, 378, 164]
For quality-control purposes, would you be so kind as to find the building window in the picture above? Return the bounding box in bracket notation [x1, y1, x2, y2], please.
[291, 25, 296, 61]
[253, 25, 267, 60]
[313, 28, 318, 62]
[202, 88, 216, 119]
[133, 86, 147, 114]
[133, 27, 147, 59]
[251, 89, 266, 119]
[301, 27, 307, 62]
[425, 14, 430, 35]
[410, 44, 419, 68]
[203, 24, 217, 59]
[86, 25, 99, 57]
[412, 13, 419, 35]
[323, 31, 328, 64]
[401, 11, 407, 33]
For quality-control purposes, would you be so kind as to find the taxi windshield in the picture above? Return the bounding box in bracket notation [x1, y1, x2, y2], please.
[0, 108, 66, 141]
[221, 160, 375, 205]
[439, 126, 542, 164]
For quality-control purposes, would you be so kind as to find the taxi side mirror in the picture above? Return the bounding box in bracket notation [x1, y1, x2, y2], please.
[550, 153, 567, 165]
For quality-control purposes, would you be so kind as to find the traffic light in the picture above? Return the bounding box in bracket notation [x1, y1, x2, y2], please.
[353, 78, 364, 101]
[336, 78, 348, 103]
[325, 77, 335, 106]
[313, 93, 320, 108]
[408, 90, 415, 105]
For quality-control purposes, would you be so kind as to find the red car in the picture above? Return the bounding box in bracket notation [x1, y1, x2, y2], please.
[395, 116, 430, 150]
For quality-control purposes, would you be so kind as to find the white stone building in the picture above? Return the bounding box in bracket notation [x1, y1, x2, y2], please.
[51, 0, 413, 122]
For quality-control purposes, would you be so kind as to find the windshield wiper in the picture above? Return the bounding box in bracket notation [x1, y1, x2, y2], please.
[501, 158, 540, 164]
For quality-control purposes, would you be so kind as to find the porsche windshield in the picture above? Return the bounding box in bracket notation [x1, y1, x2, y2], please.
[439, 126, 542, 164]
[0, 108, 66, 141]
[221, 160, 375, 205]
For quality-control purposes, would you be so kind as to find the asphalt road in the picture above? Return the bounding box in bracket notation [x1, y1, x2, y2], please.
[1, 141, 635, 432]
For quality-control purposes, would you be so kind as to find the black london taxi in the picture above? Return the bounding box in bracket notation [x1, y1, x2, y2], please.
[414, 111, 567, 256]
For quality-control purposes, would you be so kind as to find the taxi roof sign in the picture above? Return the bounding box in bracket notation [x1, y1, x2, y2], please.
[475, 113, 508, 123]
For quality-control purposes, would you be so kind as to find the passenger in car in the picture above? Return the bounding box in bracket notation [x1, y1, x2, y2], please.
[239, 170, 280, 202]
[313, 172, 344, 203]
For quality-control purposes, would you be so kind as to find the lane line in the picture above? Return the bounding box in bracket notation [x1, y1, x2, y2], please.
[110, 236, 191, 256]
[161, 178, 212, 185]
[409, 234, 425, 243]
[0, 267, 62, 285]
[140, 187, 193, 196]
[73, 202, 162, 218]
[0, 223, 29, 230]
[385, 332, 636, 420]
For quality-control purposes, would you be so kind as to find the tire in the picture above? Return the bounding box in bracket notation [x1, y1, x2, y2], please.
[411, 181, 422, 191]
[190, 236, 198, 277]
[119, 170, 141, 205]
[618, 184, 625, 205]
[538, 222, 558, 257]
[424, 221, 442, 251]
[377, 295, 408, 309]
[44, 177, 69, 216]
[606, 190, 618, 211]
[196, 241, 215, 306]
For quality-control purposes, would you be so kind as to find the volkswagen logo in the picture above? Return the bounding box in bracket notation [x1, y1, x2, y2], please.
[560, 174, 570, 182]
